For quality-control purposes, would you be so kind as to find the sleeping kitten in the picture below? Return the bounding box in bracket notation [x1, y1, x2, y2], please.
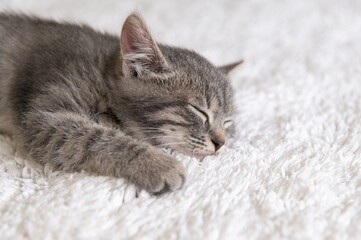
[0, 13, 241, 194]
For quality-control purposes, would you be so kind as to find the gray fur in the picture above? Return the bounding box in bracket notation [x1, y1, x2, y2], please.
[0, 13, 239, 194]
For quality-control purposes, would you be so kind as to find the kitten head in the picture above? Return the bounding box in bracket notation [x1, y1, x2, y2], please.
[112, 13, 242, 157]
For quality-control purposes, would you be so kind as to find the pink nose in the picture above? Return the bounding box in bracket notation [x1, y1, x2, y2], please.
[211, 129, 225, 152]
[211, 137, 225, 151]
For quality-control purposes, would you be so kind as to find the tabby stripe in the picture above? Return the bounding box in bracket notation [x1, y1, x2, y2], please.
[53, 133, 67, 151]
[190, 133, 202, 139]
[105, 108, 122, 126]
[78, 128, 103, 166]
[147, 120, 190, 128]
[183, 108, 204, 124]
[220, 85, 228, 109]
[38, 126, 57, 147]
[214, 89, 222, 109]
[206, 92, 212, 109]
[136, 101, 185, 114]
[127, 146, 147, 163]
[190, 139, 207, 146]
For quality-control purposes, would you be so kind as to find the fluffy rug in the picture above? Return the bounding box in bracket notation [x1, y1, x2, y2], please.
[1, 0, 361, 239]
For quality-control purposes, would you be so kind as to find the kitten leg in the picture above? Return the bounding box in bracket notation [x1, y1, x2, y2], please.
[22, 111, 185, 193]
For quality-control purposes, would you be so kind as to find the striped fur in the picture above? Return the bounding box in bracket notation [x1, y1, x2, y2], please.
[0, 13, 240, 194]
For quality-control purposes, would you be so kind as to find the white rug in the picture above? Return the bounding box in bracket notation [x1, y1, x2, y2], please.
[1, 0, 361, 239]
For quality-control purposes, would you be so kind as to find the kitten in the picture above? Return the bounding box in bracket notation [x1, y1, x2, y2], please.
[0, 12, 241, 194]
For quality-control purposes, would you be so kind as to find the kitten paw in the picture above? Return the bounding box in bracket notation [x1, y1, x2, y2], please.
[127, 149, 186, 194]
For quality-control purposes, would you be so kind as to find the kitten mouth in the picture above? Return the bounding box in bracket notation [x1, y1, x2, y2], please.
[193, 154, 208, 161]
[156, 140, 215, 160]
[188, 149, 215, 161]
[193, 151, 221, 161]
[165, 146, 213, 161]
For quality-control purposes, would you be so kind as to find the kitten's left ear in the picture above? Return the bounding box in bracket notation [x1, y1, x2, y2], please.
[219, 60, 244, 74]
[120, 13, 169, 77]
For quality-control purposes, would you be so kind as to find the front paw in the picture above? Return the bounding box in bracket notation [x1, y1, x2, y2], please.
[126, 149, 186, 194]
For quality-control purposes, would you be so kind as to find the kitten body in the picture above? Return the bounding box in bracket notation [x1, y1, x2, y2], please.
[0, 13, 239, 193]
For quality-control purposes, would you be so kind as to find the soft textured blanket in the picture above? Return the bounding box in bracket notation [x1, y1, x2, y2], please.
[1, 0, 361, 239]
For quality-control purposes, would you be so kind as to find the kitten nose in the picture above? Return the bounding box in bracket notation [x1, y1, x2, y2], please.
[211, 129, 225, 152]
[211, 137, 225, 152]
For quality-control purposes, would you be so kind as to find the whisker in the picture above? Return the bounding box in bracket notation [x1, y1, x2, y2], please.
[187, 138, 207, 147]
[189, 136, 205, 143]
[140, 129, 174, 132]
[157, 142, 188, 147]
[138, 127, 180, 134]
[142, 135, 183, 141]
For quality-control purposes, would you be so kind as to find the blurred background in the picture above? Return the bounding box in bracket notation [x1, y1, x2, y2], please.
[0, 0, 249, 65]
[1, 0, 360, 89]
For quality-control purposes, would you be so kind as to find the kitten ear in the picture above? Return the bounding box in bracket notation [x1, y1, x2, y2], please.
[219, 60, 244, 74]
[120, 13, 168, 77]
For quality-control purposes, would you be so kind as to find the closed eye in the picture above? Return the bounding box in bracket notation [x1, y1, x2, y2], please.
[188, 104, 209, 124]
[223, 119, 233, 129]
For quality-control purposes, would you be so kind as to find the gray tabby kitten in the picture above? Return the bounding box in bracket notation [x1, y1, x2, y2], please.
[0, 13, 241, 194]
